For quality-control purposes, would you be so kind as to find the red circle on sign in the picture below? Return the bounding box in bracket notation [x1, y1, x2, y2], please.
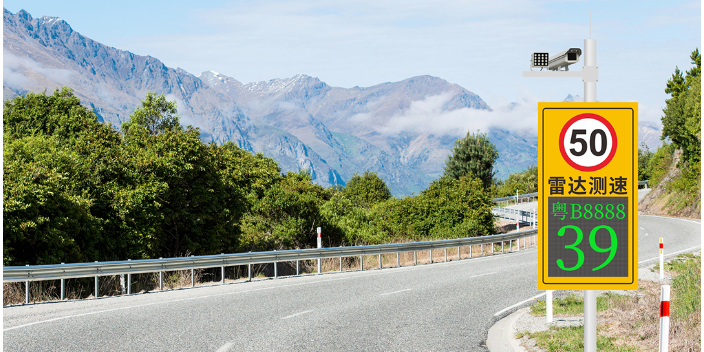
[558, 113, 618, 172]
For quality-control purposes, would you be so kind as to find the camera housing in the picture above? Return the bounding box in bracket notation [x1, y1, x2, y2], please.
[548, 48, 582, 71]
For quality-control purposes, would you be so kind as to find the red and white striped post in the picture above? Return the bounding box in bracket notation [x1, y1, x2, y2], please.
[659, 238, 664, 280]
[659, 285, 670, 352]
[317, 227, 322, 274]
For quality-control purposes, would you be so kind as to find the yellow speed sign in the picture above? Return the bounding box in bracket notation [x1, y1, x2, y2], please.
[538, 102, 638, 290]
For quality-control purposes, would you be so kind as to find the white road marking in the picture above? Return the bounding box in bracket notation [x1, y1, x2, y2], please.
[380, 289, 411, 296]
[215, 342, 233, 352]
[281, 309, 313, 320]
[4, 249, 535, 331]
[639, 245, 701, 265]
[494, 293, 546, 317]
[640, 214, 702, 225]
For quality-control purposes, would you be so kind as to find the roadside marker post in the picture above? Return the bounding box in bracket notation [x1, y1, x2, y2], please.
[659, 285, 670, 352]
[659, 238, 664, 280]
[317, 227, 322, 274]
[525, 37, 638, 352]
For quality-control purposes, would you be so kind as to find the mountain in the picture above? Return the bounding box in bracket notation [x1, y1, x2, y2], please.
[3, 8, 540, 196]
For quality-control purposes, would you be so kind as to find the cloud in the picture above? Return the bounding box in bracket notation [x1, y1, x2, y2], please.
[3, 50, 75, 88]
[377, 91, 541, 137]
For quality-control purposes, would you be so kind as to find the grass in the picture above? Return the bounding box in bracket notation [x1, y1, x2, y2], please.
[517, 326, 636, 352]
[518, 253, 701, 352]
[528, 293, 632, 316]
[666, 253, 701, 319]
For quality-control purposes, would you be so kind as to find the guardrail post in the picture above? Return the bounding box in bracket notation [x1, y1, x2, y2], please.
[191, 268, 194, 288]
[397, 253, 400, 266]
[128, 259, 132, 294]
[274, 261, 278, 278]
[61, 263, 65, 300]
[429, 250, 433, 264]
[379, 254, 382, 269]
[502, 241, 504, 253]
[517, 237, 520, 252]
[340, 257, 343, 272]
[481, 244, 483, 256]
[444, 248, 447, 262]
[159, 258, 163, 290]
[95, 261, 99, 298]
[414, 252, 417, 265]
[459, 246, 462, 260]
[360, 256, 363, 271]
[469, 245, 471, 258]
[295, 261, 299, 276]
[249, 263, 253, 281]
[25, 264, 29, 304]
[491, 243, 494, 254]
[120, 274, 125, 295]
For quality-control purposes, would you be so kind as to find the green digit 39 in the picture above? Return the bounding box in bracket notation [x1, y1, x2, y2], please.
[556, 224, 619, 272]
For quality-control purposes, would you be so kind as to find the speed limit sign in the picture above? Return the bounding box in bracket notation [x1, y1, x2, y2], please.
[538, 103, 638, 290]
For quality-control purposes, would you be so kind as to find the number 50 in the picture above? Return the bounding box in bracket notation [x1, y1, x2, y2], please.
[556, 225, 618, 272]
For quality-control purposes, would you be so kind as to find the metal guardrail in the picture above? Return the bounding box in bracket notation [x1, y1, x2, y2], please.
[492, 192, 538, 203]
[4, 229, 538, 283]
[493, 207, 538, 224]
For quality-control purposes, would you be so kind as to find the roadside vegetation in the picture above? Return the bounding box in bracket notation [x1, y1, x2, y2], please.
[518, 253, 701, 352]
[639, 48, 701, 217]
[3, 88, 499, 269]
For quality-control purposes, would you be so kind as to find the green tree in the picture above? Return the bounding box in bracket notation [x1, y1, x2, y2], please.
[123, 92, 181, 135]
[443, 131, 498, 188]
[343, 171, 392, 208]
[662, 48, 701, 165]
[3, 88, 113, 265]
[494, 166, 538, 197]
[239, 171, 335, 251]
[638, 144, 653, 182]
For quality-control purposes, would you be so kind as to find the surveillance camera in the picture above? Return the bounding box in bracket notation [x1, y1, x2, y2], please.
[548, 48, 582, 71]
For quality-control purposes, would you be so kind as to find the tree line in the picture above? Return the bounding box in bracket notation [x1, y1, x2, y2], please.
[3, 89, 502, 266]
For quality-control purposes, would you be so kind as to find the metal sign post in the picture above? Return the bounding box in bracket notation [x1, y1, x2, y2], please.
[524, 39, 638, 352]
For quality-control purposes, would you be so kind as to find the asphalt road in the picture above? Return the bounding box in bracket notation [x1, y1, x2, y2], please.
[4, 207, 699, 351]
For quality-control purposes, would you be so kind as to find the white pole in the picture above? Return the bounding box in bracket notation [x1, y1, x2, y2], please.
[533, 208, 536, 229]
[546, 290, 553, 323]
[659, 238, 664, 280]
[659, 285, 670, 352]
[317, 227, 322, 274]
[584, 38, 597, 352]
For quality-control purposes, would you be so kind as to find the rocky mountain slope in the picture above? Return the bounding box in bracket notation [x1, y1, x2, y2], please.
[3, 8, 660, 196]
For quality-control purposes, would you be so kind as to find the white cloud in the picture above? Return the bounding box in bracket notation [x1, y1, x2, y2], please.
[3, 50, 74, 88]
[378, 92, 541, 137]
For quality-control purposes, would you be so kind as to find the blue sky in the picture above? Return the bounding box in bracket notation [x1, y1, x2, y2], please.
[3, 1, 701, 124]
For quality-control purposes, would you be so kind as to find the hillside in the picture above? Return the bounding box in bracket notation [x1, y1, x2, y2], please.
[3, 8, 661, 196]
